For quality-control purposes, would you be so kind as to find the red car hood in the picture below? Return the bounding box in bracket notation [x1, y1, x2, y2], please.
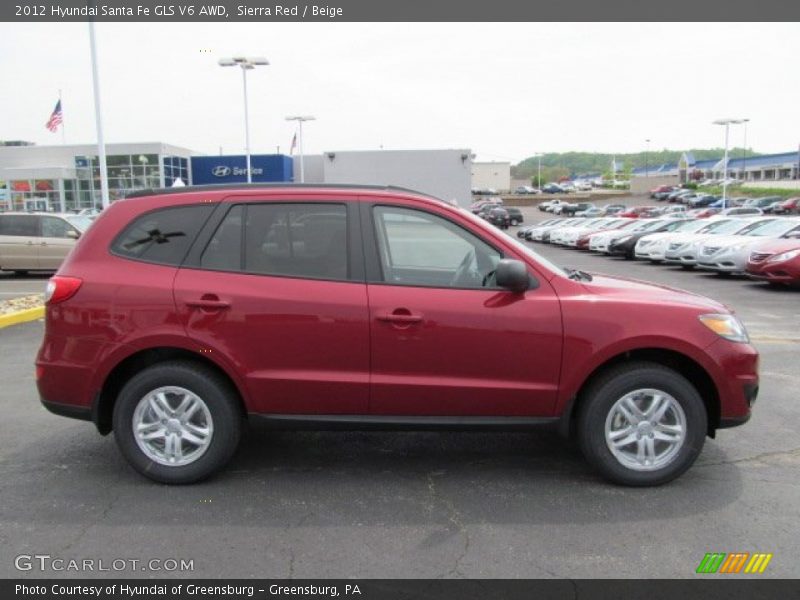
[580, 273, 729, 313]
[749, 238, 800, 256]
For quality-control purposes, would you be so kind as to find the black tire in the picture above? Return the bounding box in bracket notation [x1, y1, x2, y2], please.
[680, 264, 695, 270]
[113, 361, 243, 484]
[576, 361, 707, 486]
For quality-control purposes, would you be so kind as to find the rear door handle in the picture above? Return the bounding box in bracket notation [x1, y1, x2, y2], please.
[186, 295, 230, 310]
[376, 310, 423, 324]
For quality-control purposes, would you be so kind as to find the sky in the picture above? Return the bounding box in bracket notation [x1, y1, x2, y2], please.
[1, 22, 799, 163]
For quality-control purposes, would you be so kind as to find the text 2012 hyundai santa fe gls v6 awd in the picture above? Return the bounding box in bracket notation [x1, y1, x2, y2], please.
[36, 185, 758, 486]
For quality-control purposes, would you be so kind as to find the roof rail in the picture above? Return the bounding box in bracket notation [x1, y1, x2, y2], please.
[123, 182, 445, 202]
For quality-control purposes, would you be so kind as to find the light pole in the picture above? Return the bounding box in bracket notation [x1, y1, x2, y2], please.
[741, 118, 750, 182]
[88, 20, 109, 209]
[713, 118, 746, 209]
[534, 153, 542, 190]
[219, 56, 269, 183]
[645, 139, 650, 178]
[286, 115, 315, 183]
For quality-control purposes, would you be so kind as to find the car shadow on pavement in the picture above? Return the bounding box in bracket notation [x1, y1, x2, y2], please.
[0, 421, 744, 529]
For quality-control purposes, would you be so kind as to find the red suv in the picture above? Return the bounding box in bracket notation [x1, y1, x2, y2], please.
[36, 185, 759, 486]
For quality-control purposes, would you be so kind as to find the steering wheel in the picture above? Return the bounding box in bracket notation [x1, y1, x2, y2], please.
[450, 249, 477, 287]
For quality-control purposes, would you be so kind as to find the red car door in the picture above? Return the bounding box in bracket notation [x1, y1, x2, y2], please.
[174, 195, 370, 415]
[363, 200, 563, 417]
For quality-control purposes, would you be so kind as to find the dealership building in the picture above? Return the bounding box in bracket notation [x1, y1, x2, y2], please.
[630, 150, 800, 193]
[1, 142, 473, 211]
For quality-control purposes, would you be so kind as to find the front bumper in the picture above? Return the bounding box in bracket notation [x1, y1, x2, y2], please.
[696, 251, 747, 273]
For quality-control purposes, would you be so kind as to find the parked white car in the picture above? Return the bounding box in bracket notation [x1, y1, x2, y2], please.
[527, 218, 583, 242]
[558, 218, 624, 247]
[648, 217, 773, 265]
[550, 218, 607, 246]
[588, 219, 639, 253]
[696, 218, 800, 274]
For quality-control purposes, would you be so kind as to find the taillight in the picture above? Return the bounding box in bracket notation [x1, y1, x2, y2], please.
[45, 276, 82, 305]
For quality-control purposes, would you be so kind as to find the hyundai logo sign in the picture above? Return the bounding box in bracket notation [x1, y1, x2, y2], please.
[211, 165, 264, 177]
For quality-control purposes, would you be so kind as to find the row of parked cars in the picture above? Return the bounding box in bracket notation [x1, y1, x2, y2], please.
[651, 185, 800, 215]
[518, 212, 800, 287]
[469, 198, 524, 229]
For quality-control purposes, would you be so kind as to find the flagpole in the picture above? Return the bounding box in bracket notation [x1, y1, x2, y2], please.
[88, 19, 110, 209]
[59, 89, 66, 144]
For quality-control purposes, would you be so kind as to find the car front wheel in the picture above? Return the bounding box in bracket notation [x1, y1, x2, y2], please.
[113, 361, 243, 484]
[577, 362, 707, 486]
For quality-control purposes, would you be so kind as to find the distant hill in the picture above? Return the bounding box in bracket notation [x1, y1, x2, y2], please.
[513, 148, 760, 182]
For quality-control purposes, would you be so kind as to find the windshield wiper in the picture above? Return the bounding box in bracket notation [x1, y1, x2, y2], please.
[565, 268, 593, 282]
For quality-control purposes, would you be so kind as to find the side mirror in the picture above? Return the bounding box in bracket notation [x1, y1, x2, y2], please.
[66, 229, 80, 239]
[495, 259, 529, 293]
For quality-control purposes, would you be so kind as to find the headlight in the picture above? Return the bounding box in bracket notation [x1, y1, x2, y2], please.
[614, 235, 632, 244]
[768, 249, 800, 263]
[699, 314, 750, 343]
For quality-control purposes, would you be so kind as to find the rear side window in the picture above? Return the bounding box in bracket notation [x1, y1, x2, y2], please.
[200, 203, 349, 281]
[0, 215, 38, 237]
[112, 204, 215, 266]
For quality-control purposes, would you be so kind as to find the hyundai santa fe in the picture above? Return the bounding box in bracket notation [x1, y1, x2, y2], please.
[36, 184, 759, 485]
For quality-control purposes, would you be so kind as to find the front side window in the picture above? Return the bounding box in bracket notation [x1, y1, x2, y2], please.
[111, 204, 215, 266]
[372, 206, 501, 288]
[41, 217, 76, 239]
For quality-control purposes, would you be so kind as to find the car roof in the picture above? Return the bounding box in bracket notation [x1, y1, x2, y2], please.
[0, 212, 72, 217]
[124, 182, 445, 203]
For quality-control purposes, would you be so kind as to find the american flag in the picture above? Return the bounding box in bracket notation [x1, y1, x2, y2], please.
[45, 100, 63, 132]
[290, 132, 297, 155]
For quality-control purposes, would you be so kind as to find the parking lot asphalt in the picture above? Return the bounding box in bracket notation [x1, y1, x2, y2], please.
[0, 271, 48, 298]
[1, 202, 798, 579]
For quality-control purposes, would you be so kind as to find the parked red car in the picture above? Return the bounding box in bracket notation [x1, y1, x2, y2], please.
[745, 238, 800, 286]
[649, 185, 675, 198]
[687, 207, 721, 219]
[618, 206, 658, 219]
[770, 197, 800, 215]
[37, 184, 758, 486]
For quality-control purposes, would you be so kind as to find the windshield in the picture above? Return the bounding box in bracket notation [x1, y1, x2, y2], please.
[65, 215, 94, 232]
[675, 219, 712, 233]
[701, 219, 755, 235]
[634, 219, 668, 232]
[744, 219, 800, 237]
[504, 233, 568, 278]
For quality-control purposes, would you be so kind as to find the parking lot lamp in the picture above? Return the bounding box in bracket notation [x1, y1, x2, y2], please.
[713, 118, 745, 209]
[286, 116, 315, 183]
[741, 118, 750, 181]
[645, 139, 650, 177]
[219, 56, 270, 183]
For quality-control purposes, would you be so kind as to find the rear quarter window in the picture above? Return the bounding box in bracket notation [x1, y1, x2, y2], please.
[111, 204, 215, 266]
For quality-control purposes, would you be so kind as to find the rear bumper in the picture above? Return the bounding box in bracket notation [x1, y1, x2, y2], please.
[40, 398, 92, 422]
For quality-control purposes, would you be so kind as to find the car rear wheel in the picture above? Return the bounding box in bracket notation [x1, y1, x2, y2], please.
[577, 362, 706, 486]
[113, 361, 242, 484]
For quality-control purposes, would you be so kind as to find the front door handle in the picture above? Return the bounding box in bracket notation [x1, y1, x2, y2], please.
[186, 295, 231, 310]
[376, 309, 423, 325]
